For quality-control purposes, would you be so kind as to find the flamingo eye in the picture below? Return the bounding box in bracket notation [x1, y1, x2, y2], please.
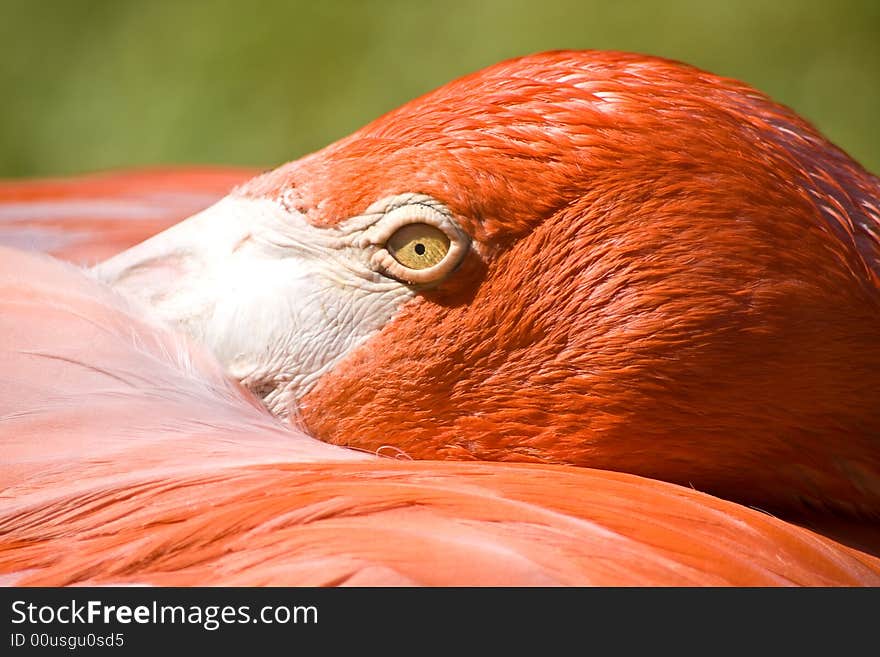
[365, 196, 470, 285]
[387, 223, 450, 270]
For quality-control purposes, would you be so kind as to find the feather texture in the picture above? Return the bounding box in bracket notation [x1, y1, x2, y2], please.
[2, 50, 880, 585]
[1, 246, 878, 585]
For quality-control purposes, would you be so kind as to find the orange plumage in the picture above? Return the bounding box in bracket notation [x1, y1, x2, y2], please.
[1, 50, 878, 585]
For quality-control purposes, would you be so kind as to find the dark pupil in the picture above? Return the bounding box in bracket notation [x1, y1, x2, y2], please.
[414, 243, 426, 256]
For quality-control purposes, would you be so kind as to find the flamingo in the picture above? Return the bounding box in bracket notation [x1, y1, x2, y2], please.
[1, 50, 878, 586]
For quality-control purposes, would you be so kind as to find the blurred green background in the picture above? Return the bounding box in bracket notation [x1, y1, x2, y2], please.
[1, 0, 878, 179]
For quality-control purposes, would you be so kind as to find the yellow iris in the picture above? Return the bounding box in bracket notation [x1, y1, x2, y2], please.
[386, 223, 451, 270]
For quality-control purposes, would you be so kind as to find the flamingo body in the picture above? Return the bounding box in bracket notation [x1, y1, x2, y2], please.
[2, 50, 880, 585]
[2, 247, 879, 585]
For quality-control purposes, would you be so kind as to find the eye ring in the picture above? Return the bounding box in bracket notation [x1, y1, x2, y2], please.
[366, 200, 469, 285]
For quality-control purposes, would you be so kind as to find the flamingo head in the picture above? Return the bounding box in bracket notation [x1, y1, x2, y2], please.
[95, 50, 880, 517]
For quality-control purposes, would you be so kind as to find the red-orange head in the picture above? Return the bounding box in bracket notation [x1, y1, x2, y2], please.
[96, 50, 880, 517]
